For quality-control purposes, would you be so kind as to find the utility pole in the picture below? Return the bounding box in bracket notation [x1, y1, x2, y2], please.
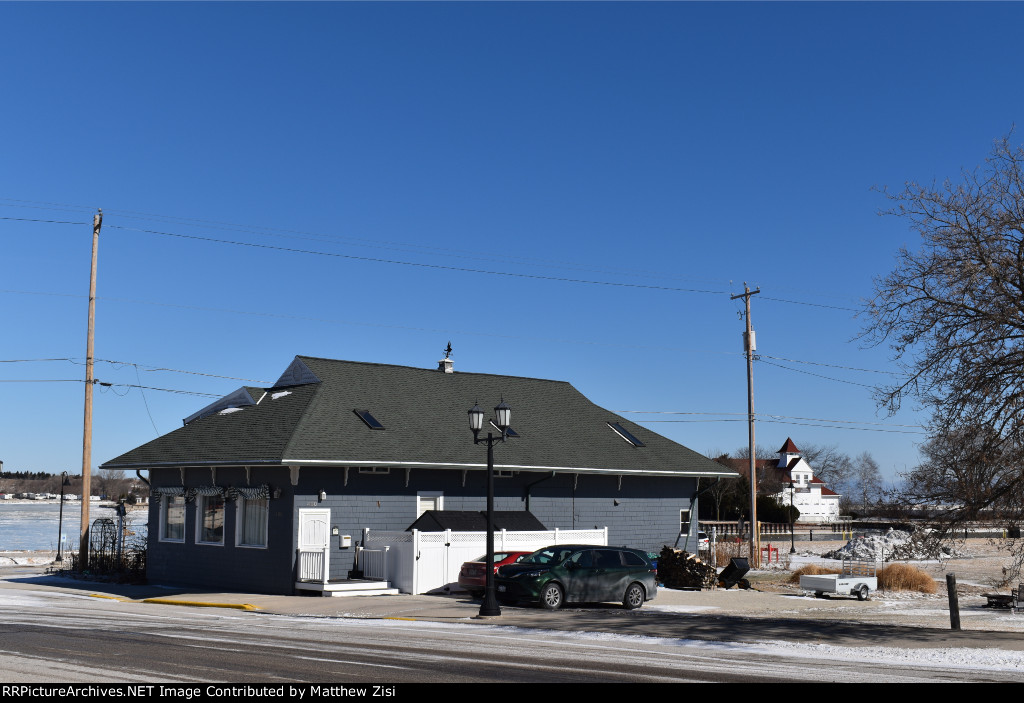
[79, 209, 101, 570]
[731, 283, 759, 567]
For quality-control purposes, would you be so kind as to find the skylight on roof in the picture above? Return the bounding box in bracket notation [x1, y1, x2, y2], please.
[608, 422, 644, 447]
[354, 409, 385, 430]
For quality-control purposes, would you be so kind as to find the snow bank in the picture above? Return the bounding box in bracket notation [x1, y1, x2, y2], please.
[822, 528, 962, 562]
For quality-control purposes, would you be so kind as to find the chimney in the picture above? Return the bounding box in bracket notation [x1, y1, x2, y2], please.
[438, 341, 454, 373]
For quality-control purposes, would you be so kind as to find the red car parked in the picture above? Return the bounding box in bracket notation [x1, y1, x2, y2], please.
[458, 551, 532, 598]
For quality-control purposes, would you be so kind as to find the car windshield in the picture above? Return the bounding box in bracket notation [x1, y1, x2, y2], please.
[471, 552, 515, 562]
[520, 547, 577, 565]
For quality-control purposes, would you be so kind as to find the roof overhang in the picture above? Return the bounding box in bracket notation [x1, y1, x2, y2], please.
[106, 457, 738, 479]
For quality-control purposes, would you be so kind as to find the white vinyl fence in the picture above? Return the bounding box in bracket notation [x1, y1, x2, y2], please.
[357, 527, 608, 595]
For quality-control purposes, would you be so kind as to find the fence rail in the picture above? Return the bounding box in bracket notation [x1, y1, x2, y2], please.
[360, 527, 608, 595]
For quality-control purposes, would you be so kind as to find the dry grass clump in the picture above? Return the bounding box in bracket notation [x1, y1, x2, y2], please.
[788, 564, 841, 584]
[878, 563, 937, 593]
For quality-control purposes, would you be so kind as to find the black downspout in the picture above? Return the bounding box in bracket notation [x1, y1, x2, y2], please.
[522, 471, 556, 513]
[676, 478, 720, 551]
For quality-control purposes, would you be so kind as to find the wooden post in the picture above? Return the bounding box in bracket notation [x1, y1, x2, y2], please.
[946, 573, 961, 631]
[731, 284, 760, 567]
[79, 209, 101, 570]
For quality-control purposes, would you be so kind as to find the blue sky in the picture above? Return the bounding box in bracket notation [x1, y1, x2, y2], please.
[2, 2, 1022, 484]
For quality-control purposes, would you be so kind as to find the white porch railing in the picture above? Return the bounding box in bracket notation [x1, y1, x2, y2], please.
[361, 527, 607, 595]
[297, 547, 330, 583]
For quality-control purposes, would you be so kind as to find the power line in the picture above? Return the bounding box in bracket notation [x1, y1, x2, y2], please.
[97, 359, 271, 384]
[760, 296, 863, 313]
[2, 198, 733, 288]
[0, 378, 220, 397]
[0, 356, 271, 383]
[757, 418, 925, 435]
[109, 224, 730, 295]
[757, 354, 898, 376]
[756, 357, 876, 388]
[631, 416, 925, 435]
[0, 216, 89, 225]
[2, 197, 878, 314]
[132, 363, 160, 435]
[624, 410, 924, 429]
[0, 295, 901, 378]
[0, 290, 746, 356]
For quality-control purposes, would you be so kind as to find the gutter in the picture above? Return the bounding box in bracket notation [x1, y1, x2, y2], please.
[102, 458, 737, 479]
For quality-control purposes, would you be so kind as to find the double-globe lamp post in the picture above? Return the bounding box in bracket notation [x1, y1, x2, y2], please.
[468, 399, 511, 618]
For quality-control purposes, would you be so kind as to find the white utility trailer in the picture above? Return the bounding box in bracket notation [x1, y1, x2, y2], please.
[800, 558, 877, 601]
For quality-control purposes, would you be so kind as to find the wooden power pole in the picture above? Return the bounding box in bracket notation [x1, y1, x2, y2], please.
[79, 209, 102, 569]
[731, 283, 760, 567]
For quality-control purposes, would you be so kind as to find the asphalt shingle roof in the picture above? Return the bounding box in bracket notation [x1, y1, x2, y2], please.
[102, 356, 737, 479]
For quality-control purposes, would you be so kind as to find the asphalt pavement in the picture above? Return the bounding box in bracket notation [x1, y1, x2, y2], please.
[3, 562, 1024, 653]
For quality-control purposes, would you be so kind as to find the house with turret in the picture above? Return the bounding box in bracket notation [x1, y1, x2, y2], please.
[718, 438, 841, 524]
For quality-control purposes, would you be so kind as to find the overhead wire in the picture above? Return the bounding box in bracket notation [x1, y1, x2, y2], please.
[1, 198, 730, 288]
[0, 377, 220, 397]
[621, 409, 923, 429]
[755, 357, 877, 388]
[0, 291, 749, 356]
[108, 224, 731, 295]
[3, 198, 881, 315]
[2, 200, 907, 422]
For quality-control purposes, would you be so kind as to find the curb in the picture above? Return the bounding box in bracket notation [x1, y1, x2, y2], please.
[142, 598, 260, 611]
[89, 593, 259, 610]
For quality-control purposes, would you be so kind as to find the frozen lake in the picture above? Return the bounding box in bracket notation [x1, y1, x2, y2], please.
[0, 501, 148, 551]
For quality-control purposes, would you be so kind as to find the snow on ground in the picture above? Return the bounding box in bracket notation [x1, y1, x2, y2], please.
[0, 555, 55, 566]
[821, 528, 962, 561]
[369, 619, 1024, 673]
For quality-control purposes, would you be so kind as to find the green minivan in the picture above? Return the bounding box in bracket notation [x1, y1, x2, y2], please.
[494, 545, 658, 610]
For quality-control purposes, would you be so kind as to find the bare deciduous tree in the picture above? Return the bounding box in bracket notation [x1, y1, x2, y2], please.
[864, 134, 1024, 435]
[853, 451, 883, 510]
[799, 442, 854, 497]
[863, 134, 1024, 577]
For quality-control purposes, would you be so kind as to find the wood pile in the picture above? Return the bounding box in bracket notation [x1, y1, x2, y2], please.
[657, 546, 717, 590]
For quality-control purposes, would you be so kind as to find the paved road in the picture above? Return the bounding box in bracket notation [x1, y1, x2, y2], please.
[2, 569, 1022, 683]
[2, 589, 1018, 683]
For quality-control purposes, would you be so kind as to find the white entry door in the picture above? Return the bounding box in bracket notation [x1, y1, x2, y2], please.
[297, 508, 331, 582]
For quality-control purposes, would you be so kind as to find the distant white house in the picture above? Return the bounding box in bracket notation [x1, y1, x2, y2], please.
[718, 438, 842, 524]
[771, 438, 841, 523]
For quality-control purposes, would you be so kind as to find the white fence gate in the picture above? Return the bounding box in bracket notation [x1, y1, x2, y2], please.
[358, 527, 608, 595]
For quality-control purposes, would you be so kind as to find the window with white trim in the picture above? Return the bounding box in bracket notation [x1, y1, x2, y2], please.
[237, 496, 269, 548]
[416, 491, 443, 517]
[160, 495, 185, 542]
[197, 494, 225, 545]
